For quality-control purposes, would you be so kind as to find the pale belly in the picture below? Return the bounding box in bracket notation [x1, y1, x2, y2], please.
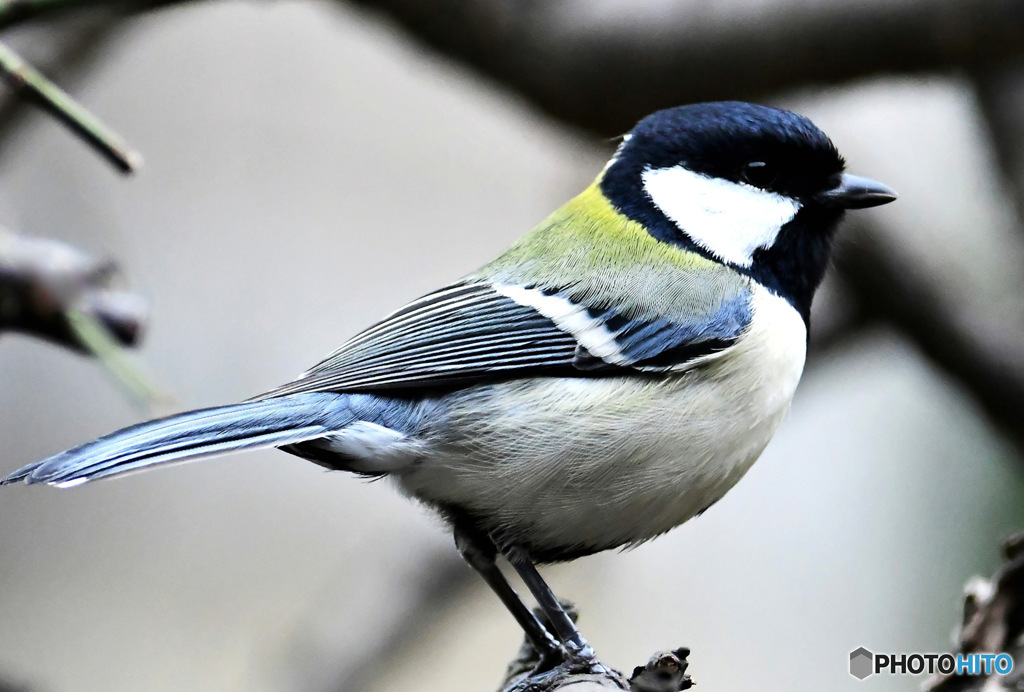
[397, 288, 808, 561]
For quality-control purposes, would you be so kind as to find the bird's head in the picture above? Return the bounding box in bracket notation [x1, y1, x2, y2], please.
[600, 101, 896, 319]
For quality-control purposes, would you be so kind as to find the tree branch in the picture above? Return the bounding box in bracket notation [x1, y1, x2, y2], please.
[832, 219, 1024, 450]
[0, 0, 201, 28]
[0, 37, 140, 173]
[490, 604, 692, 692]
[344, 0, 1024, 136]
[0, 227, 175, 409]
[924, 531, 1024, 692]
[0, 227, 145, 350]
[499, 639, 692, 692]
[0, 0, 1022, 135]
[974, 63, 1024, 232]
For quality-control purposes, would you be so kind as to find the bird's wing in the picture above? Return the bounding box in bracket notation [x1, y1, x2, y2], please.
[258, 278, 752, 397]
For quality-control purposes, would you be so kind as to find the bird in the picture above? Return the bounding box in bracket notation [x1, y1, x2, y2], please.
[2, 101, 896, 671]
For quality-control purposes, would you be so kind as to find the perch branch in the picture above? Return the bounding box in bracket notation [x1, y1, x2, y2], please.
[923, 531, 1024, 691]
[499, 647, 692, 692]
[496, 604, 692, 692]
[496, 648, 692, 691]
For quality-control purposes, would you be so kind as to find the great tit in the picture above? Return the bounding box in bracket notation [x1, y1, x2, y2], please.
[2, 101, 896, 670]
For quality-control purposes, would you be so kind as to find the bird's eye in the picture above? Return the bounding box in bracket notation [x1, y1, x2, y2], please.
[741, 161, 776, 189]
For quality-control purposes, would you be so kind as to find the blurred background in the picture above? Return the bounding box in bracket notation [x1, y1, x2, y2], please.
[1, 1, 1023, 690]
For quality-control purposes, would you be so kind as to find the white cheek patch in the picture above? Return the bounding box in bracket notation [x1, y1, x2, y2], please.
[641, 165, 801, 267]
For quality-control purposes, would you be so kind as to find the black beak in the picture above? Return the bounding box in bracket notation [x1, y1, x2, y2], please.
[818, 173, 898, 209]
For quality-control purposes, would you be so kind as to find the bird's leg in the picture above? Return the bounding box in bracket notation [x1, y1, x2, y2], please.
[501, 544, 599, 663]
[453, 525, 565, 669]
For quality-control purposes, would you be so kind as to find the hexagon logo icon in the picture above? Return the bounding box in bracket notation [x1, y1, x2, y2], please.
[850, 647, 874, 680]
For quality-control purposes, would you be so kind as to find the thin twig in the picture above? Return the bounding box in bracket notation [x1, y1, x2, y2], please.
[0, 39, 140, 173]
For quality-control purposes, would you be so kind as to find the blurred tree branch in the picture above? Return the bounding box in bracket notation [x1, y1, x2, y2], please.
[0, 20, 118, 156]
[0, 227, 145, 350]
[0, 0, 187, 27]
[0, 0, 1021, 135]
[344, 0, 1024, 137]
[0, 38, 140, 172]
[924, 531, 1024, 692]
[0, 227, 174, 409]
[974, 63, 1024, 230]
[832, 222, 1024, 449]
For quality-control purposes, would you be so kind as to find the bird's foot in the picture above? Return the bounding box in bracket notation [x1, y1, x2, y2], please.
[533, 644, 569, 676]
[562, 641, 613, 676]
[502, 651, 625, 692]
[502, 602, 618, 686]
[503, 635, 566, 679]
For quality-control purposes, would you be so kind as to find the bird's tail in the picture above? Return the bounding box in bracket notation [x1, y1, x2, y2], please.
[1, 392, 351, 488]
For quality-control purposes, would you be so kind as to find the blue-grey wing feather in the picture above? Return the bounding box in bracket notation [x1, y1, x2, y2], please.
[605, 289, 750, 369]
[258, 278, 752, 397]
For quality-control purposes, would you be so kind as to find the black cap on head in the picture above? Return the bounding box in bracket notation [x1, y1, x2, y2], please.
[606, 101, 848, 207]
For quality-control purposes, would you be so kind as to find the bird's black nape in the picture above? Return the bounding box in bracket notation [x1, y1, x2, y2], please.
[600, 101, 850, 322]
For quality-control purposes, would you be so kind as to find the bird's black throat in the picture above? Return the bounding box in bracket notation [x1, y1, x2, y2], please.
[744, 205, 845, 325]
